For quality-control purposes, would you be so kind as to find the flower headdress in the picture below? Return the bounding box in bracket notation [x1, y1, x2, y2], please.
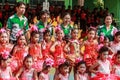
[45, 58, 54, 67]
[16, 30, 24, 37]
[0, 28, 6, 33]
[1, 50, 10, 59]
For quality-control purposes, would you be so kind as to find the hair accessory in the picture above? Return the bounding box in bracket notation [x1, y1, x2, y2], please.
[1, 50, 9, 59]
[45, 58, 54, 67]
[30, 25, 38, 32]
[75, 58, 82, 63]
[55, 26, 62, 32]
[57, 58, 66, 66]
[0, 28, 6, 33]
[100, 35, 104, 42]
[90, 26, 96, 30]
[16, 30, 23, 37]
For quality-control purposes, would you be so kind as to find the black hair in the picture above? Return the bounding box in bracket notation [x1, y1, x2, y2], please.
[30, 31, 39, 38]
[16, 1, 25, 7]
[116, 50, 120, 56]
[0, 54, 11, 65]
[58, 61, 70, 73]
[99, 46, 109, 54]
[61, 12, 71, 19]
[87, 27, 96, 33]
[74, 60, 86, 73]
[115, 31, 120, 37]
[23, 54, 33, 64]
[104, 13, 113, 21]
[43, 29, 51, 36]
[37, 10, 50, 20]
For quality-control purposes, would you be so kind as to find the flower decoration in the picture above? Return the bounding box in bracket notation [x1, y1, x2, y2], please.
[16, 30, 23, 37]
[45, 58, 54, 67]
[1, 50, 9, 59]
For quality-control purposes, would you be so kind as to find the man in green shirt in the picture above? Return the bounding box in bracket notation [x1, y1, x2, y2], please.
[7, 1, 28, 43]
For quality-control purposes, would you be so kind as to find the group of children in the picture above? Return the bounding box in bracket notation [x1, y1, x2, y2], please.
[0, 25, 120, 80]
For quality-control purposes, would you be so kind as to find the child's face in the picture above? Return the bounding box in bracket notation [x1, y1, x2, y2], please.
[104, 39, 109, 46]
[115, 35, 120, 42]
[101, 51, 108, 60]
[71, 29, 78, 39]
[24, 57, 33, 69]
[32, 34, 39, 43]
[44, 67, 51, 74]
[44, 33, 51, 41]
[61, 66, 69, 74]
[77, 64, 86, 74]
[87, 30, 95, 39]
[116, 55, 120, 64]
[0, 33, 8, 44]
[1, 59, 10, 68]
[18, 35, 26, 45]
[57, 30, 64, 40]
[63, 14, 71, 25]
[16, 4, 26, 15]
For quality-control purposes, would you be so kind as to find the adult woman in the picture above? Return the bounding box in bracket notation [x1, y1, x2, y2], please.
[97, 13, 117, 41]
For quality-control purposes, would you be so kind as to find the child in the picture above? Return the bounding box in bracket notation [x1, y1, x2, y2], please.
[64, 28, 82, 64]
[41, 29, 53, 59]
[110, 31, 120, 55]
[0, 51, 13, 79]
[54, 60, 70, 80]
[112, 50, 120, 76]
[29, 31, 42, 60]
[39, 58, 54, 80]
[12, 33, 28, 67]
[0, 28, 14, 55]
[15, 55, 38, 80]
[89, 46, 111, 77]
[83, 28, 98, 66]
[74, 60, 89, 80]
[50, 28, 66, 67]
[29, 31, 44, 72]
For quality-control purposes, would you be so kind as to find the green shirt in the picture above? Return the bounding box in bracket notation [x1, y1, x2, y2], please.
[7, 14, 28, 41]
[7, 14, 28, 30]
[97, 25, 117, 41]
[37, 21, 45, 30]
[0, 22, 2, 28]
[61, 24, 72, 36]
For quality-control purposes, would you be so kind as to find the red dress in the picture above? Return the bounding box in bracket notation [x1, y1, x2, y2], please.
[53, 41, 65, 67]
[29, 43, 43, 72]
[41, 41, 53, 59]
[84, 40, 98, 66]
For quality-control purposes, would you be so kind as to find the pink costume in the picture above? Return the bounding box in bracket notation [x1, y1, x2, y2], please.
[59, 73, 69, 80]
[39, 72, 49, 80]
[78, 73, 89, 80]
[110, 42, 120, 54]
[114, 65, 120, 76]
[84, 40, 98, 66]
[98, 60, 111, 74]
[0, 67, 11, 79]
[21, 68, 34, 80]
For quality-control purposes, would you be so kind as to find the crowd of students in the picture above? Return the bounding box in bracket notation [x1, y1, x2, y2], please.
[0, 1, 120, 80]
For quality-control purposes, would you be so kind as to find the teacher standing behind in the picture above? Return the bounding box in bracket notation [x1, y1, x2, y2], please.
[97, 13, 117, 41]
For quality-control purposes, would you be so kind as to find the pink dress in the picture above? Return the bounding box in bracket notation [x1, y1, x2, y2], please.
[39, 72, 49, 80]
[78, 73, 89, 80]
[21, 68, 34, 80]
[98, 60, 111, 74]
[114, 65, 120, 76]
[0, 67, 11, 79]
[59, 73, 69, 80]
[110, 42, 120, 54]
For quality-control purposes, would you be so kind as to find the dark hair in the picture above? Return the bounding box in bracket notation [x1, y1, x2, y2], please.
[104, 36, 109, 41]
[30, 31, 39, 38]
[116, 50, 120, 56]
[16, 1, 25, 7]
[104, 13, 113, 21]
[17, 34, 27, 45]
[0, 54, 11, 65]
[115, 31, 120, 37]
[74, 60, 86, 73]
[87, 27, 96, 33]
[61, 12, 71, 19]
[99, 46, 109, 54]
[23, 54, 33, 63]
[58, 61, 70, 73]
[43, 29, 51, 36]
